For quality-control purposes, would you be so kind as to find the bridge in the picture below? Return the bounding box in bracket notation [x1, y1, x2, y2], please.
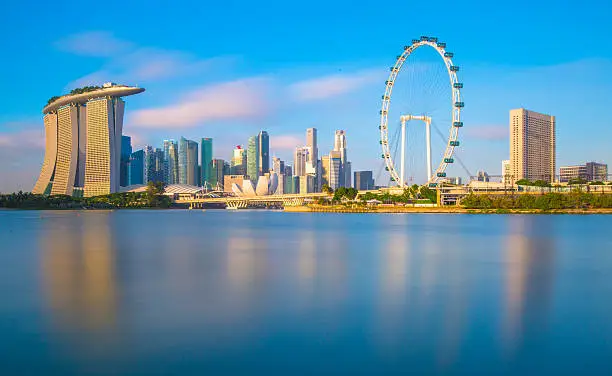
[176, 193, 330, 209]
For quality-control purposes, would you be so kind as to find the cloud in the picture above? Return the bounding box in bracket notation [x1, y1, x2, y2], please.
[289, 69, 381, 101]
[270, 135, 303, 150]
[55, 31, 133, 57]
[130, 78, 270, 128]
[463, 125, 508, 141]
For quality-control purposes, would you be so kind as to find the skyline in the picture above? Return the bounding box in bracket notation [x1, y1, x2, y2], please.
[1, 1, 612, 192]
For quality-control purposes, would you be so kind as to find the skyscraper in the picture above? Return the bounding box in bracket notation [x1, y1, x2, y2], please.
[201, 138, 213, 187]
[231, 145, 247, 175]
[272, 156, 285, 175]
[293, 147, 308, 177]
[163, 139, 179, 184]
[306, 128, 318, 171]
[333, 130, 348, 187]
[145, 146, 165, 183]
[329, 151, 343, 190]
[33, 83, 144, 197]
[321, 155, 330, 188]
[120, 135, 132, 187]
[128, 149, 145, 185]
[247, 135, 259, 182]
[210, 158, 226, 188]
[510, 109, 556, 182]
[179, 137, 199, 186]
[354, 171, 374, 190]
[258, 131, 270, 175]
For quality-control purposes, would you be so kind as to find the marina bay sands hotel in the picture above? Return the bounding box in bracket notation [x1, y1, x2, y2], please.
[32, 83, 144, 197]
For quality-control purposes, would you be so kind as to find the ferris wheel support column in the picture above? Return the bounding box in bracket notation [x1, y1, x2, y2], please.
[426, 118, 432, 182]
[401, 117, 406, 188]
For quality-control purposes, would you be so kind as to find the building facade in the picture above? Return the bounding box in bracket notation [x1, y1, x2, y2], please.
[230, 145, 246, 175]
[224, 175, 247, 193]
[163, 139, 179, 184]
[328, 151, 343, 190]
[247, 135, 259, 182]
[559, 162, 608, 182]
[210, 158, 225, 188]
[200, 138, 213, 187]
[179, 137, 199, 186]
[128, 149, 145, 185]
[145, 146, 165, 183]
[258, 131, 269, 175]
[120, 135, 132, 187]
[293, 147, 307, 177]
[32, 84, 144, 197]
[354, 171, 374, 190]
[509, 108, 556, 182]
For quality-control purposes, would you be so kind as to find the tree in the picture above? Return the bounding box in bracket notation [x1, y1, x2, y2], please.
[322, 184, 333, 195]
[568, 177, 587, 185]
[515, 179, 532, 186]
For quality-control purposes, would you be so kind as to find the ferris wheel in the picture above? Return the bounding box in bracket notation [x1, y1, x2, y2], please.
[379, 35, 463, 187]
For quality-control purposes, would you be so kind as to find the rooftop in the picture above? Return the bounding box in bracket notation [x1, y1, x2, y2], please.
[43, 83, 145, 114]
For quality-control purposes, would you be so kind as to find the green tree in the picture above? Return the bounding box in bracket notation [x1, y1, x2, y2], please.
[321, 184, 333, 195]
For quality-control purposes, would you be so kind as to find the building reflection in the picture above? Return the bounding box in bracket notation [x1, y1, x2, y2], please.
[502, 216, 556, 354]
[41, 212, 117, 332]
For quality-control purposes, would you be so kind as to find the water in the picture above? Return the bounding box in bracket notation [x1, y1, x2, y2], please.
[0, 210, 611, 375]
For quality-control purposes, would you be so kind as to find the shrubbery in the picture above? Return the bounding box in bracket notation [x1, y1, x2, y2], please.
[461, 192, 612, 210]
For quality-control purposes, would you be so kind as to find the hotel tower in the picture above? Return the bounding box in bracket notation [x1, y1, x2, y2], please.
[32, 83, 144, 197]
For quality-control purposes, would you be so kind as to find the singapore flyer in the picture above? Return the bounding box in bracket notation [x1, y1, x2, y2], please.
[379, 35, 463, 187]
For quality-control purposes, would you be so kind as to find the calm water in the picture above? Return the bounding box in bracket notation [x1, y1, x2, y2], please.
[1, 210, 611, 375]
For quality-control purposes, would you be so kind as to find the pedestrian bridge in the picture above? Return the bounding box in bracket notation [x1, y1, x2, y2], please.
[175, 193, 329, 209]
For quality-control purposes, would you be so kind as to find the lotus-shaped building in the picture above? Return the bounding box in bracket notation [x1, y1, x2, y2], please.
[232, 172, 279, 197]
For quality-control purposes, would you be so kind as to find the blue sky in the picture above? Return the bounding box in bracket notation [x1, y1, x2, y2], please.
[1, 0, 611, 192]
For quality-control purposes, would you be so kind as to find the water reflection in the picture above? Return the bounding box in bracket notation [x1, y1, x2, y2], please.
[502, 216, 556, 354]
[41, 212, 117, 332]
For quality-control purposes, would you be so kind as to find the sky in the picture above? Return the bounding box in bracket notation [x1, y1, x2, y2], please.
[1, 0, 611, 192]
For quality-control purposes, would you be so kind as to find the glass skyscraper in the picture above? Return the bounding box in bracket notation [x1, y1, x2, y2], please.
[128, 149, 145, 185]
[201, 138, 213, 187]
[247, 135, 259, 182]
[258, 131, 269, 175]
[179, 137, 199, 186]
[163, 139, 179, 184]
[120, 135, 132, 187]
[145, 146, 165, 183]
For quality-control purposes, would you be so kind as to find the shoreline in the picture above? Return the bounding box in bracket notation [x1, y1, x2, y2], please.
[283, 205, 612, 214]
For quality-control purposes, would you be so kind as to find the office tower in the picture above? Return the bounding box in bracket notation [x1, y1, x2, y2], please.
[344, 161, 352, 188]
[145, 146, 165, 183]
[230, 145, 247, 175]
[258, 131, 270, 175]
[329, 151, 343, 190]
[284, 165, 292, 177]
[201, 138, 213, 186]
[210, 159, 226, 188]
[179, 137, 199, 186]
[128, 149, 145, 185]
[333, 130, 348, 186]
[163, 139, 179, 184]
[293, 147, 308, 176]
[33, 83, 144, 197]
[559, 162, 608, 183]
[272, 156, 285, 175]
[120, 135, 132, 187]
[354, 171, 375, 190]
[510, 109, 556, 182]
[321, 155, 330, 188]
[247, 135, 260, 182]
[477, 170, 490, 182]
[306, 128, 318, 165]
[299, 175, 315, 194]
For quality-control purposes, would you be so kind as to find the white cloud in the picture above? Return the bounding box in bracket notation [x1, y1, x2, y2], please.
[270, 135, 303, 150]
[289, 69, 382, 102]
[55, 31, 133, 57]
[130, 78, 270, 128]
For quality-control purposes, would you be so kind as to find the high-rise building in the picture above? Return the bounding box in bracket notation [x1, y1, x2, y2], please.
[321, 155, 330, 188]
[354, 171, 374, 190]
[258, 131, 270, 175]
[306, 128, 318, 165]
[33, 84, 144, 197]
[179, 137, 199, 186]
[247, 135, 259, 182]
[344, 161, 352, 188]
[120, 135, 132, 187]
[333, 130, 349, 186]
[230, 145, 247, 175]
[163, 139, 179, 184]
[329, 151, 343, 190]
[145, 146, 165, 183]
[210, 159, 226, 188]
[299, 175, 315, 194]
[293, 147, 308, 176]
[272, 156, 285, 175]
[284, 165, 292, 177]
[128, 149, 145, 186]
[559, 162, 608, 183]
[510, 109, 556, 182]
[201, 138, 213, 187]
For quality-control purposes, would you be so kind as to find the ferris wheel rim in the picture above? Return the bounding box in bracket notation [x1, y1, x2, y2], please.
[379, 36, 462, 186]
